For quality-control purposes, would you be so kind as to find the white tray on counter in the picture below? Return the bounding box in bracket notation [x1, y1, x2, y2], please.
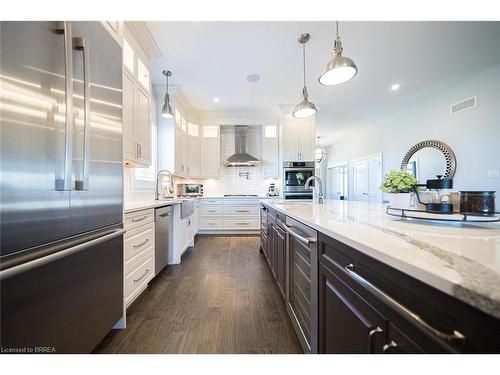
[386, 206, 500, 223]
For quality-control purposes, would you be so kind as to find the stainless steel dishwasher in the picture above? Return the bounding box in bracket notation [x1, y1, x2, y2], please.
[155, 206, 173, 275]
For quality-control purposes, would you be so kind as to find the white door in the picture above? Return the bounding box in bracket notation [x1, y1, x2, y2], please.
[122, 72, 135, 162]
[329, 164, 348, 200]
[353, 155, 382, 203]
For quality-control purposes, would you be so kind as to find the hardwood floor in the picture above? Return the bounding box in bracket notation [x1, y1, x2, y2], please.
[93, 235, 302, 354]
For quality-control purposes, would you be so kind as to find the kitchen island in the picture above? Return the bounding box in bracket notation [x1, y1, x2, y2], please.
[259, 199, 500, 353]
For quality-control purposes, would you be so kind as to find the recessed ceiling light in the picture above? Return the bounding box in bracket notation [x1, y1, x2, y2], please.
[391, 83, 401, 91]
[246, 74, 260, 83]
[213, 97, 220, 102]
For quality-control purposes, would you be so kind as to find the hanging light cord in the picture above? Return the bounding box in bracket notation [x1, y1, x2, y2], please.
[164, 74, 169, 101]
[302, 42, 306, 89]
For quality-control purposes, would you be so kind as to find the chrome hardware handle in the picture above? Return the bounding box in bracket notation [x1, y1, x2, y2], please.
[133, 238, 149, 249]
[283, 224, 316, 246]
[344, 264, 466, 346]
[368, 327, 384, 353]
[131, 216, 148, 223]
[382, 341, 398, 353]
[73, 36, 90, 191]
[235, 210, 250, 213]
[208, 210, 217, 213]
[138, 143, 142, 158]
[0, 229, 125, 281]
[133, 269, 149, 283]
[236, 222, 249, 225]
[55, 22, 74, 191]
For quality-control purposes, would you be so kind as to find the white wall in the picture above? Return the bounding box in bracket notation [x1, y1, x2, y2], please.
[326, 64, 500, 208]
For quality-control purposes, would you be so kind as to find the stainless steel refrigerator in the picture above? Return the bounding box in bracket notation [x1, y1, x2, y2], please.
[0, 21, 124, 353]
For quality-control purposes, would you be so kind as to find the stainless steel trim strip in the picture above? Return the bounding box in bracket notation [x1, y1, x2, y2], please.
[0, 229, 125, 281]
[344, 264, 466, 345]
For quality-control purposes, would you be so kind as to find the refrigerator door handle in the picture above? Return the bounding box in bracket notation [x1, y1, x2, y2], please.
[0, 229, 125, 281]
[73, 36, 90, 191]
[55, 21, 74, 191]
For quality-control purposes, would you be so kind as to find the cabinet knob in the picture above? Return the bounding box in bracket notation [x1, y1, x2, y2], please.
[382, 341, 398, 354]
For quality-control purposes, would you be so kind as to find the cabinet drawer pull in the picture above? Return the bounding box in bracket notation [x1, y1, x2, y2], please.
[133, 238, 149, 249]
[236, 222, 249, 225]
[382, 341, 398, 353]
[344, 264, 466, 346]
[235, 210, 250, 213]
[133, 268, 149, 283]
[131, 215, 148, 223]
[368, 327, 383, 353]
[283, 224, 316, 246]
[208, 210, 217, 213]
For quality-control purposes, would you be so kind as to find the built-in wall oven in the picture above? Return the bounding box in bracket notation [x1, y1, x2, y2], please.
[282, 162, 314, 200]
[284, 216, 318, 353]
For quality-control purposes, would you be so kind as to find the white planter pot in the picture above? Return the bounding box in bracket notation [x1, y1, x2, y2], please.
[388, 193, 412, 208]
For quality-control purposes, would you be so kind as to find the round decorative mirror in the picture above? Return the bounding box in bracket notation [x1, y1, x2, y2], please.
[400, 140, 457, 183]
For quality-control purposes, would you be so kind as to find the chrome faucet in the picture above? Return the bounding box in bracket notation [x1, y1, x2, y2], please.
[305, 176, 324, 204]
[156, 169, 174, 200]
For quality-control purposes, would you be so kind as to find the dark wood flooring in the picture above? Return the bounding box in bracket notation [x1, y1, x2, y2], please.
[93, 235, 302, 354]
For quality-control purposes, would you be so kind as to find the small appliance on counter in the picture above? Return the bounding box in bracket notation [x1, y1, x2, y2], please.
[177, 183, 204, 197]
[267, 183, 279, 197]
[460, 191, 496, 216]
[415, 175, 454, 213]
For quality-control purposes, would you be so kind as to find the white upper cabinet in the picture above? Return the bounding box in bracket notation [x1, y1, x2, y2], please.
[186, 136, 201, 177]
[122, 37, 152, 167]
[262, 125, 279, 178]
[281, 118, 315, 162]
[187, 122, 199, 137]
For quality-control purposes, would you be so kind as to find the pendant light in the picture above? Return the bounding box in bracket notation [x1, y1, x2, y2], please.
[319, 21, 358, 86]
[293, 33, 317, 119]
[315, 137, 326, 163]
[161, 69, 174, 119]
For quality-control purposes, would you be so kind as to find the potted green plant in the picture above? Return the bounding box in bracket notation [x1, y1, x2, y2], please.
[380, 170, 417, 208]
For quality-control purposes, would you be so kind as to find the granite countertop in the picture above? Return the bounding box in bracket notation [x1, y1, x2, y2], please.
[260, 199, 500, 319]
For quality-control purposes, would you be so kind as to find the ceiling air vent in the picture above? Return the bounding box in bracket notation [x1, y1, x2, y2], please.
[450, 96, 476, 115]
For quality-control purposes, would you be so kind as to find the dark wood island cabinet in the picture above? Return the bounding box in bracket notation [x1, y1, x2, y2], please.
[259, 202, 500, 354]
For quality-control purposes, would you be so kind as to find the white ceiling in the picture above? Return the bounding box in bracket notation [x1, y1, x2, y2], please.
[147, 21, 500, 146]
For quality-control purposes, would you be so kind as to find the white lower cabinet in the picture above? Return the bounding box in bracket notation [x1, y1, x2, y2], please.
[124, 209, 155, 309]
[198, 198, 260, 232]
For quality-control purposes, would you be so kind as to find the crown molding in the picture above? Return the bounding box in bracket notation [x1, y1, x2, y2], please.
[125, 21, 163, 62]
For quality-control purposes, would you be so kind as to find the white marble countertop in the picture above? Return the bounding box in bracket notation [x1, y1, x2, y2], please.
[260, 199, 500, 319]
[199, 195, 279, 199]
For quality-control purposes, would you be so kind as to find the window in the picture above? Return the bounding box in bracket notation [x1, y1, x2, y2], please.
[203, 125, 218, 138]
[123, 39, 135, 74]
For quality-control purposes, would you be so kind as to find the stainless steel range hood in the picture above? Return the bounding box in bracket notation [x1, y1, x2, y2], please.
[224, 126, 260, 167]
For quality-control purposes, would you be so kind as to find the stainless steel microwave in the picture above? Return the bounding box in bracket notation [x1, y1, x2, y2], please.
[177, 184, 204, 197]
